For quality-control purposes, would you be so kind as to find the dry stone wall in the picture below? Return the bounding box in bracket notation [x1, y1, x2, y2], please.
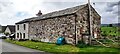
[29, 14, 76, 44]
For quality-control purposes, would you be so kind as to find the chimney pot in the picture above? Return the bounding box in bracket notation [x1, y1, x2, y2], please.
[36, 10, 42, 16]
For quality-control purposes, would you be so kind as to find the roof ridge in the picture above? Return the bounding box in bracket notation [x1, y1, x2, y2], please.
[42, 3, 87, 16]
[16, 4, 88, 24]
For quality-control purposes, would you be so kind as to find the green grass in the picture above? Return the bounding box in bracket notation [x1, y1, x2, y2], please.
[100, 26, 120, 49]
[79, 46, 119, 52]
[5, 39, 80, 52]
[101, 27, 120, 36]
[5, 39, 119, 53]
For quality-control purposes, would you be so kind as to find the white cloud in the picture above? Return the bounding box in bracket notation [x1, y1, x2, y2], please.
[0, 0, 120, 26]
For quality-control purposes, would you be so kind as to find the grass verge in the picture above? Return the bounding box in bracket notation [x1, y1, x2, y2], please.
[5, 39, 119, 53]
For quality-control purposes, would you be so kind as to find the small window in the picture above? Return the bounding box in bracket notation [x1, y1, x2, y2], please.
[23, 33, 25, 38]
[23, 24, 26, 30]
[17, 33, 19, 38]
[20, 33, 22, 39]
[17, 25, 19, 30]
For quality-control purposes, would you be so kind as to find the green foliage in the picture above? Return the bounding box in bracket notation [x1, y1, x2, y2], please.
[5, 39, 119, 53]
[4, 32, 10, 36]
[101, 31, 107, 36]
[5, 39, 80, 52]
[101, 27, 120, 36]
[0, 31, 2, 33]
[76, 41, 88, 48]
[108, 24, 113, 27]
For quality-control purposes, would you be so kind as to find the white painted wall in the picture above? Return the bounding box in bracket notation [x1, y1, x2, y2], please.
[5, 27, 11, 34]
[0, 25, 2, 32]
[15, 23, 29, 40]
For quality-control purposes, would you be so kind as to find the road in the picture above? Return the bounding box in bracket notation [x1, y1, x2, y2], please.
[0, 39, 51, 54]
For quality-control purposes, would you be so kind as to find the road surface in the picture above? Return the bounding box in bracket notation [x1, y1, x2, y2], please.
[0, 39, 51, 54]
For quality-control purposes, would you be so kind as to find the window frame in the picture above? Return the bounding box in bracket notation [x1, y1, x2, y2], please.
[17, 33, 19, 38]
[23, 33, 25, 38]
[17, 25, 19, 30]
[23, 24, 26, 30]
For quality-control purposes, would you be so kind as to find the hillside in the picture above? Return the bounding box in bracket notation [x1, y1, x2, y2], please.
[101, 23, 120, 27]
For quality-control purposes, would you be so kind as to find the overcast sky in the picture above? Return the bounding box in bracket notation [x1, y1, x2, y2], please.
[0, 0, 120, 26]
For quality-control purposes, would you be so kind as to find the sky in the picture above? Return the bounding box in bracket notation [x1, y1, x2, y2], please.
[0, 0, 120, 26]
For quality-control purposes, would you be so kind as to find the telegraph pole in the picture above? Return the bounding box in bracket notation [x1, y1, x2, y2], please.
[88, 0, 93, 45]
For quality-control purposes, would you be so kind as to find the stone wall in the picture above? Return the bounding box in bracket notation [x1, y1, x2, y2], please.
[28, 6, 101, 45]
[29, 14, 76, 44]
[76, 6, 101, 44]
[91, 7, 101, 38]
[76, 7, 90, 44]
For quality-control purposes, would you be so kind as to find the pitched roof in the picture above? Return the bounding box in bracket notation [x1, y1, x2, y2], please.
[2, 26, 7, 32]
[6, 25, 15, 33]
[16, 4, 87, 24]
[16, 17, 38, 24]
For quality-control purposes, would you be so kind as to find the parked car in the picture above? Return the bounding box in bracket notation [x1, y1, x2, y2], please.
[0, 33, 6, 39]
[9, 33, 15, 40]
[1, 36, 7, 39]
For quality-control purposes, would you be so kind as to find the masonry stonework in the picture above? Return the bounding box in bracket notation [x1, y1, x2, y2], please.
[76, 6, 101, 44]
[29, 14, 76, 44]
[16, 4, 101, 45]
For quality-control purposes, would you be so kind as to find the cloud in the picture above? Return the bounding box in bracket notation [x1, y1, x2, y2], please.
[0, 0, 120, 26]
[102, 2, 119, 24]
[0, 0, 44, 25]
[107, 2, 118, 7]
[15, 12, 30, 17]
[0, 0, 12, 12]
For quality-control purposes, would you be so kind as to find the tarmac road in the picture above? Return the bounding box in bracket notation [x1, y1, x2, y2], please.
[0, 39, 51, 54]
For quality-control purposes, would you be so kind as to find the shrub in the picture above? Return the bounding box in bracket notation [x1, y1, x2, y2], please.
[76, 40, 88, 48]
[108, 24, 113, 27]
[101, 31, 107, 36]
[109, 30, 111, 33]
[4, 32, 10, 36]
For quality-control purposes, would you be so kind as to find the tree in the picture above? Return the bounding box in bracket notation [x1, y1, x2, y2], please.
[108, 24, 113, 27]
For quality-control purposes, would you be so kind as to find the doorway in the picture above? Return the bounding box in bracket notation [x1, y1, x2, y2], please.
[20, 33, 22, 39]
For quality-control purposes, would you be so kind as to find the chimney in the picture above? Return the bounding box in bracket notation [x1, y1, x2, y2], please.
[36, 10, 42, 16]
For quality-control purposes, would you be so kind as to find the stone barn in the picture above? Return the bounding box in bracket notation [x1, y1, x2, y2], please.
[16, 4, 101, 45]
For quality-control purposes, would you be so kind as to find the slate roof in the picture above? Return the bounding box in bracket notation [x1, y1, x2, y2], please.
[16, 17, 38, 24]
[6, 25, 15, 33]
[16, 4, 88, 24]
[2, 26, 7, 32]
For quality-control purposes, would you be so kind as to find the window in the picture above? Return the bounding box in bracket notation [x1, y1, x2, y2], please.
[23, 24, 26, 30]
[23, 33, 25, 38]
[17, 25, 19, 30]
[20, 33, 22, 39]
[17, 33, 19, 38]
